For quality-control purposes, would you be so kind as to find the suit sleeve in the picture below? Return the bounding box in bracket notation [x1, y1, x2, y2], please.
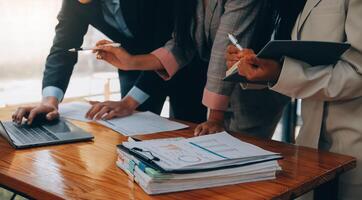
[151, 34, 196, 80]
[202, 0, 265, 111]
[126, 0, 175, 103]
[271, 0, 362, 101]
[42, 0, 89, 94]
[132, 71, 167, 98]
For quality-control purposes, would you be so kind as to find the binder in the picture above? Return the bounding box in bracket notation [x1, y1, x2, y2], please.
[116, 148, 281, 195]
[224, 40, 351, 83]
[118, 144, 282, 174]
[117, 132, 283, 174]
[116, 133, 283, 194]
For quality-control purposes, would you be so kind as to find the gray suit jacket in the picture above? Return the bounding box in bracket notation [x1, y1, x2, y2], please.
[271, 0, 362, 198]
[161, 0, 288, 137]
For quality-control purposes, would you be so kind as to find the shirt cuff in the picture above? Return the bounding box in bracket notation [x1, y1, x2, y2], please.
[42, 86, 64, 102]
[126, 86, 150, 105]
[151, 48, 179, 80]
[202, 89, 230, 111]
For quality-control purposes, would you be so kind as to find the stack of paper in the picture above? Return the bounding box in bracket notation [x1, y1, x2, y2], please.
[116, 132, 282, 194]
[59, 102, 188, 136]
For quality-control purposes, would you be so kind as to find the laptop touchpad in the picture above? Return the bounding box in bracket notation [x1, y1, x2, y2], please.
[43, 120, 72, 133]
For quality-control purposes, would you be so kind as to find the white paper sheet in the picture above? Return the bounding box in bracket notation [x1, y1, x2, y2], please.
[59, 102, 92, 122]
[59, 102, 189, 136]
[98, 111, 189, 136]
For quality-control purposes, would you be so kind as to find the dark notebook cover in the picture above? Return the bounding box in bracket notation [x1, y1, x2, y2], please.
[224, 40, 351, 83]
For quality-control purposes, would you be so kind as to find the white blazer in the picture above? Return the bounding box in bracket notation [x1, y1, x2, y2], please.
[271, 0, 362, 199]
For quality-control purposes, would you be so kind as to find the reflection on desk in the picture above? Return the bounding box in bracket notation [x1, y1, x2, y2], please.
[0, 106, 356, 200]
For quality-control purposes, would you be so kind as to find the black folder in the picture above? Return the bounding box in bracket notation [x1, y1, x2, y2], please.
[224, 40, 351, 83]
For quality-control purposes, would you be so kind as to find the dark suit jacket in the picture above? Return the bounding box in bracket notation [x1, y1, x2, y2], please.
[42, 0, 175, 94]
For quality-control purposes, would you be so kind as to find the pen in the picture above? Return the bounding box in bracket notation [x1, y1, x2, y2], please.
[228, 33, 243, 51]
[129, 137, 142, 142]
[68, 42, 121, 52]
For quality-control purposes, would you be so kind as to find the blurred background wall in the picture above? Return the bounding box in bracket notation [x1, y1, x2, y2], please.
[0, 0, 120, 106]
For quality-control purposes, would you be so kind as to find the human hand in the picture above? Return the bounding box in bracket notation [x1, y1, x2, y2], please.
[237, 50, 282, 82]
[85, 96, 139, 120]
[12, 96, 59, 125]
[194, 120, 225, 136]
[93, 39, 133, 70]
[225, 45, 255, 70]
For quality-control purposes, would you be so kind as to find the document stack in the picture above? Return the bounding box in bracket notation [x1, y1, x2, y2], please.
[116, 132, 282, 194]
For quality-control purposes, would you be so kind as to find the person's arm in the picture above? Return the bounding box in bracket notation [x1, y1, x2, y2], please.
[86, 0, 177, 120]
[271, 0, 362, 101]
[85, 97, 139, 120]
[13, 0, 89, 124]
[95, 31, 196, 80]
[271, 57, 362, 101]
[43, 0, 89, 102]
[130, 71, 166, 102]
[194, 109, 225, 136]
[85, 71, 167, 120]
[90, 34, 196, 120]
[202, 0, 265, 111]
[196, 0, 265, 135]
[95, 45, 165, 71]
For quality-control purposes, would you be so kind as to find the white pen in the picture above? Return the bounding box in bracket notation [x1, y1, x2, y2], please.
[68, 43, 121, 52]
[228, 33, 243, 51]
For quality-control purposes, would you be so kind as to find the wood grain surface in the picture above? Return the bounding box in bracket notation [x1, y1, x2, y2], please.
[0, 106, 356, 200]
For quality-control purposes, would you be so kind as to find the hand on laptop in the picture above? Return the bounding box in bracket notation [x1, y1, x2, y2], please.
[85, 96, 139, 120]
[12, 96, 59, 125]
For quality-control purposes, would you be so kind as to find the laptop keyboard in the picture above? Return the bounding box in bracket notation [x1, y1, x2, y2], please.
[4, 123, 59, 144]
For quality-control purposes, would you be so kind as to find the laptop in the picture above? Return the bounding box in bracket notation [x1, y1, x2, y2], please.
[0, 118, 94, 149]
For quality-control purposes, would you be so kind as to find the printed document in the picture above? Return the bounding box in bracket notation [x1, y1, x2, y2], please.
[59, 102, 188, 136]
[59, 102, 91, 122]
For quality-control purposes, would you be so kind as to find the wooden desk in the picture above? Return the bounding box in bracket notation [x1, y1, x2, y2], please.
[0, 106, 356, 200]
